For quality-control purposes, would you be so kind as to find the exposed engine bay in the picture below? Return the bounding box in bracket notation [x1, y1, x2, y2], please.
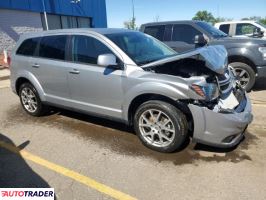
[141, 45, 244, 113]
[143, 57, 216, 78]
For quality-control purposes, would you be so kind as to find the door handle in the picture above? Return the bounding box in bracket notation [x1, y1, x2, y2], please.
[32, 64, 40, 68]
[69, 69, 80, 74]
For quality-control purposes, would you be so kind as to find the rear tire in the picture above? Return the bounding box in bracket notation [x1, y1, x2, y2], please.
[19, 83, 47, 116]
[134, 100, 188, 153]
[230, 62, 256, 92]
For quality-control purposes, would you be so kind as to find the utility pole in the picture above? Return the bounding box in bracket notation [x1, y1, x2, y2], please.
[217, 4, 220, 18]
[42, 0, 49, 30]
[132, 0, 135, 20]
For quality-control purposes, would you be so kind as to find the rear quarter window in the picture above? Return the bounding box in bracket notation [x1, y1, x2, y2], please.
[16, 38, 40, 56]
[219, 24, 230, 34]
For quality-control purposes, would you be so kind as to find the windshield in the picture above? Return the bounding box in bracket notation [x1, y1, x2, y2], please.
[105, 32, 176, 65]
[255, 21, 266, 29]
[196, 21, 228, 38]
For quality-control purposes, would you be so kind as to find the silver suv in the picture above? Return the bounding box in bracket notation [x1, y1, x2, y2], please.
[10, 29, 253, 153]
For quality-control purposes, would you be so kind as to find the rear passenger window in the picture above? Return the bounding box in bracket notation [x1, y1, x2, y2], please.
[38, 35, 67, 60]
[172, 24, 202, 44]
[16, 38, 40, 56]
[144, 25, 165, 41]
[219, 24, 230, 34]
[71, 35, 112, 65]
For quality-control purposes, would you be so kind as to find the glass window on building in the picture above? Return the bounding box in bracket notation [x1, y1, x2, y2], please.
[77, 17, 91, 28]
[41, 14, 61, 30]
[41, 13, 92, 30]
[61, 16, 78, 29]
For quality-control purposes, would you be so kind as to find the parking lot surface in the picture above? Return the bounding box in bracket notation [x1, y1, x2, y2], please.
[1, 78, 266, 200]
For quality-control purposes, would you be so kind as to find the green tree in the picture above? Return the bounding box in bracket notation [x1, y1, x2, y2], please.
[241, 16, 266, 25]
[124, 17, 137, 30]
[260, 18, 266, 25]
[192, 10, 216, 24]
[214, 17, 233, 23]
[242, 16, 261, 21]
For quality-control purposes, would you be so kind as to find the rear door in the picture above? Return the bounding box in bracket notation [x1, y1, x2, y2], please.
[29, 35, 70, 103]
[167, 24, 203, 52]
[67, 34, 124, 118]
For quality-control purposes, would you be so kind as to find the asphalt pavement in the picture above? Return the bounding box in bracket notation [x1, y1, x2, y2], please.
[0, 75, 266, 200]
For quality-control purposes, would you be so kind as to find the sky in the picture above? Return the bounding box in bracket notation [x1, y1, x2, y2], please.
[105, 0, 266, 28]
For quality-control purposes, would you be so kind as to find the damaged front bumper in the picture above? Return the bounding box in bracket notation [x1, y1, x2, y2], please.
[188, 89, 253, 148]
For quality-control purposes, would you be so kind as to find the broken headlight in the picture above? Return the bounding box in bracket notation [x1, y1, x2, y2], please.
[191, 83, 219, 101]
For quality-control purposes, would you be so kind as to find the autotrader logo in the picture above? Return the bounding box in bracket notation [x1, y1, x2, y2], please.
[0, 188, 54, 199]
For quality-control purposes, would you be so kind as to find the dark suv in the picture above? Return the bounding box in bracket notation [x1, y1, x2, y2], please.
[140, 20, 266, 91]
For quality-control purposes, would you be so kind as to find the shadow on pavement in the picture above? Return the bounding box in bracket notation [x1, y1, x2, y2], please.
[0, 133, 51, 188]
[54, 108, 255, 165]
[6, 105, 258, 166]
[252, 78, 266, 91]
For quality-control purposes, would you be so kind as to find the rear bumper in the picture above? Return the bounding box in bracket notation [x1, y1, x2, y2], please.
[257, 65, 266, 78]
[188, 91, 253, 148]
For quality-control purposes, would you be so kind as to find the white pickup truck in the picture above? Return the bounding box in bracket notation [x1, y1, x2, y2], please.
[215, 21, 266, 39]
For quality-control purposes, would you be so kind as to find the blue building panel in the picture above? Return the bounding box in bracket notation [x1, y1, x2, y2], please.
[0, 0, 107, 27]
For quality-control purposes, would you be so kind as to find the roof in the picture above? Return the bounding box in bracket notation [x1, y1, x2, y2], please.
[140, 20, 200, 27]
[215, 20, 256, 25]
[19, 28, 136, 39]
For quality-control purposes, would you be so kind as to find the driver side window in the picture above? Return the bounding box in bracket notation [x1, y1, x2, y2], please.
[236, 23, 256, 35]
[172, 24, 202, 44]
[71, 35, 113, 65]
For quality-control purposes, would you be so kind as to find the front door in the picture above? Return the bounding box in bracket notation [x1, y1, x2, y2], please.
[67, 35, 124, 119]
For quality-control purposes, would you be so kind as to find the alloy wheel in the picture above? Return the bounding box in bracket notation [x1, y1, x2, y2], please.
[21, 87, 38, 113]
[234, 68, 250, 88]
[138, 109, 176, 147]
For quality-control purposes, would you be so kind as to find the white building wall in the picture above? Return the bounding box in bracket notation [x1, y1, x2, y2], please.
[0, 9, 43, 52]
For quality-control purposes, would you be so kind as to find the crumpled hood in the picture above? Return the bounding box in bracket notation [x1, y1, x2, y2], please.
[141, 45, 228, 74]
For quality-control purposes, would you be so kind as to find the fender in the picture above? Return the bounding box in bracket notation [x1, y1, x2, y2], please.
[15, 70, 46, 101]
[121, 81, 189, 121]
[227, 47, 257, 65]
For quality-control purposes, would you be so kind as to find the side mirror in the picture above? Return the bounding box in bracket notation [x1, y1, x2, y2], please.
[194, 35, 207, 48]
[253, 28, 264, 38]
[97, 54, 119, 68]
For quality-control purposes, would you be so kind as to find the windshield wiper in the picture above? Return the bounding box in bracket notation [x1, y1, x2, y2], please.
[138, 54, 179, 66]
[138, 60, 157, 65]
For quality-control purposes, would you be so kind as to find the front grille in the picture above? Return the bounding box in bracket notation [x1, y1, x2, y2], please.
[234, 89, 246, 113]
[217, 69, 233, 94]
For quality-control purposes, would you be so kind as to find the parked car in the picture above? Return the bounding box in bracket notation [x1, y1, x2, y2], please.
[214, 21, 266, 39]
[140, 20, 266, 91]
[10, 29, 252, 153]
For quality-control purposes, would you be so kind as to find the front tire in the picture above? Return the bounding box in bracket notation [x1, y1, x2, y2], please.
[230, 62, 256, 91]
[19, 83, 47, 116]
[134, 100, 188, 153]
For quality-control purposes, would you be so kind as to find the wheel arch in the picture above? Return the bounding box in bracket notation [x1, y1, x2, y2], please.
[228, 55, 257, 73]
[15, 72, 45, 101]
[15, 77, 31, 94]
[127, 93, 193, 134]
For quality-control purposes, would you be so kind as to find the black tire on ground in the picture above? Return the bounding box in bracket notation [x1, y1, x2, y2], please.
[134, 100, 188, 153]
[229, 62, 256, 92]
[19, 82, 47, 116]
